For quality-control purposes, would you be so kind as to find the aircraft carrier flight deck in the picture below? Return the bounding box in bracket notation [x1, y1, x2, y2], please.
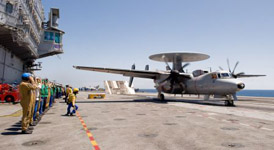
[0, 92, 273, 150]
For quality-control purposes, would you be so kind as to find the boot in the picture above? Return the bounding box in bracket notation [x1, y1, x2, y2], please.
[29, 123, 36, 126]
[37, 116, 41, 122]
[33, 120, 38, 126]
[28, 126, 34, 130]
[22, 129, 33, 134]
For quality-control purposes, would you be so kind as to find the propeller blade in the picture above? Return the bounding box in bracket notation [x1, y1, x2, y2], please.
[145, 65, 149, 71]
[129, 64, 135, 87]
[162, 56, 171, 70]
[129, 77, 134, 87]
[182, 63, 190, 69]
[219, 66, 224, 70]
[159, 70, 179, 83]
[232, 72, 245, 79]
[227, 59, 231, 73]
[165, 61, 171, 70]
[236, 72, 245, 76]
[180, 63, 190, 73]
[232, 61, 239, 74]
[131, 64, 135, 70]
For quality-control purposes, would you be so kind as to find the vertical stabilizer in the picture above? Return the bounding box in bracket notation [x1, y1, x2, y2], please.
[129, 64, 135, 87]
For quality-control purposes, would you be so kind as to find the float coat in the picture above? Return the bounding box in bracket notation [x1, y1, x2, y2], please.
[68, 93, 76, 106]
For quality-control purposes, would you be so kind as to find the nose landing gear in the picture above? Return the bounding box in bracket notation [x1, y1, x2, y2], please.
[225, 100, 234, 106]
[225, 95, 235, 106]
[158, 93, 165, 101]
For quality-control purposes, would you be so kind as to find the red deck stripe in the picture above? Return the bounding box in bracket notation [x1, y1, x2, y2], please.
[76, 112, 100, 150]
[89, 136, 95, 141]
[94, 145, 100, 150]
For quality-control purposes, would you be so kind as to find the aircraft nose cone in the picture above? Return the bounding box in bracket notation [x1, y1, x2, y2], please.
[237, 83, 245, 90]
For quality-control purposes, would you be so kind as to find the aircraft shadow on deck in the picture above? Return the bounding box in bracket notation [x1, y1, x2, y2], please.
[66, 98, 228, 107]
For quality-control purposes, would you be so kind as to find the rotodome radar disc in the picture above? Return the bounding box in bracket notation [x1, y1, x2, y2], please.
[149, 52, 210, 62]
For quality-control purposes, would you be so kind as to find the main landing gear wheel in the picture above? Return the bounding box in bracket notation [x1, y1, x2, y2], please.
[158, 93, 165, 101]
[225, 100, 235, 107]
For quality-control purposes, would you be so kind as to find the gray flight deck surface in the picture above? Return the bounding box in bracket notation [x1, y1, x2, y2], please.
[0, 92, 274, 150]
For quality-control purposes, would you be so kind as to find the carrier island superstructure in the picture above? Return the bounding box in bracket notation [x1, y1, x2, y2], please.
[0, 0, 64, 83]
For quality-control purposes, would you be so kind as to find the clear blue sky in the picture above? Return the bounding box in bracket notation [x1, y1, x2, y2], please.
[37, 0, 274, 89]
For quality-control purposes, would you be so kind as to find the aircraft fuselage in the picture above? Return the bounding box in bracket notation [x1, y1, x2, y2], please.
[154, 71, 245, 96]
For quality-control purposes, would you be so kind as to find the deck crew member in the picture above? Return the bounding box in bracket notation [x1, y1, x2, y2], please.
[49, 83, 54, 107]
[45, 80, 51, 109]
[64, 85, 70, 102]
[66, 85, 72, 102]
[39, 80, 45, 115]
[19, 73, 37, 134]
[41, 79, 49, 112]
[33, 77, 42, 122]
[66, 88, 79, 116]
[29, 75, 37, 126]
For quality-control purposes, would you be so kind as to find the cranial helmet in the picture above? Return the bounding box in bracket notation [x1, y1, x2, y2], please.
[22, 73, 30, 80]
[73, 88, 79, 93]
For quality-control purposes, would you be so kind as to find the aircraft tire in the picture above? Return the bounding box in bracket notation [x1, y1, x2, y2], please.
[225, 100, 235, 107]
[160, 94, 165, 101]
[5, 96, 14, 103]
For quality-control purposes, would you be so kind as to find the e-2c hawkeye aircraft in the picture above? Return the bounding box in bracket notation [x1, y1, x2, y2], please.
[73, 52, 265, 106]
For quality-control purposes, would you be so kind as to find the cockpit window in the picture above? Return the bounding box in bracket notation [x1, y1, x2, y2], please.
[212, 72, 231, 79]
[221, 73, 230, 78]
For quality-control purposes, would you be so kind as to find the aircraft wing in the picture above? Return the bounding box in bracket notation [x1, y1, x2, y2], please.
[237, 74, 266, 78]
[73, 66, 162, 79]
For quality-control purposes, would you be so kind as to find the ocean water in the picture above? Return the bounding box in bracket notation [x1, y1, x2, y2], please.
[138, 89, 274, 98]
[237, 90, 274, 97]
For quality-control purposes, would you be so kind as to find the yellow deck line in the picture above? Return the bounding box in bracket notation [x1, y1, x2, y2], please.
[0, 109, 22, 117]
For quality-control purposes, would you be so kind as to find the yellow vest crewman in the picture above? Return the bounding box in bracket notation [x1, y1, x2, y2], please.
[66, 88, 79, 116]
